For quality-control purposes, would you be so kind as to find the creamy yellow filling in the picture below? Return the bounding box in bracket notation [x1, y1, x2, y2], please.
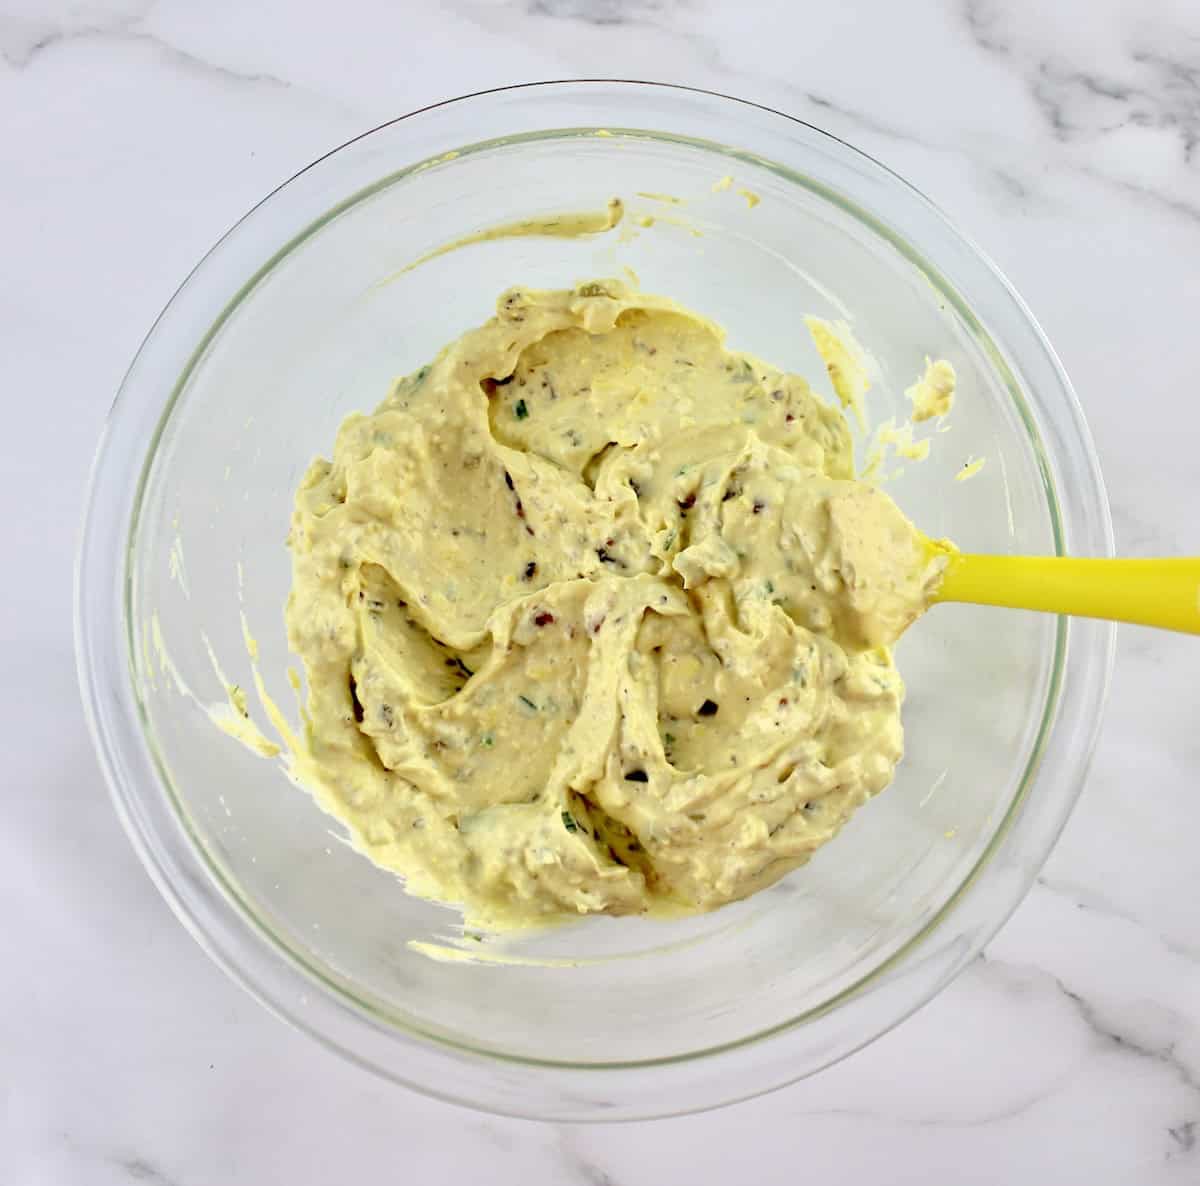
[284, 281, 947, 928]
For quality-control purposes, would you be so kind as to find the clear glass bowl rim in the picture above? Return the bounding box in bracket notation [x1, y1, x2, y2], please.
[74, 79, 1115, 1121]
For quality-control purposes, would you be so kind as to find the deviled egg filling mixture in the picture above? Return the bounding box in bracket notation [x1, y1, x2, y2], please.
[285, 280, 953, 928]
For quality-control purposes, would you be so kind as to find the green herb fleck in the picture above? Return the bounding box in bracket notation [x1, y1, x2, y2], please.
[480, 733, 495, 749]
[561, 810, 579, 833]
[664, 732, 675, 746]
[514, 399, 529, 420]
[517, 693, 537, 711]
[765, 580, 775, 595]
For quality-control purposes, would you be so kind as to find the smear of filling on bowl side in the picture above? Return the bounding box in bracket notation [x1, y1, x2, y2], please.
[283, 280, 954, 929]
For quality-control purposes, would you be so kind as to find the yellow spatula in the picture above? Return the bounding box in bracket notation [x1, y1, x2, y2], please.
[926, 545, 1200, 634]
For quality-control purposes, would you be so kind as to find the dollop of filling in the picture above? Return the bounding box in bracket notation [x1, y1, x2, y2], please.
[285, 281, 946, 927]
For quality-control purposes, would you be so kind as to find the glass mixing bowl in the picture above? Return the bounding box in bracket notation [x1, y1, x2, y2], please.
[75, 81, 1113, 1120]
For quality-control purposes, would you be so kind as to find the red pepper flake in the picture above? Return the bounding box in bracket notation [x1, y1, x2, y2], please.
[677, 491, 696, 511]
[504, 470, 530, 525]
[534, 612, 555, 627]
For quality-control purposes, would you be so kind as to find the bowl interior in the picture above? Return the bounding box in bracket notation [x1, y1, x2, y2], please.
[130, 125, 1060, 1066]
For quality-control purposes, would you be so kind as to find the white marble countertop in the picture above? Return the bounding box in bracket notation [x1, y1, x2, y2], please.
[5, 0, 1199, 1181]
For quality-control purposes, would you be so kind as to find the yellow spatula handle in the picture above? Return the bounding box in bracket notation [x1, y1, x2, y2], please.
[934, 554, 1200, 634]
